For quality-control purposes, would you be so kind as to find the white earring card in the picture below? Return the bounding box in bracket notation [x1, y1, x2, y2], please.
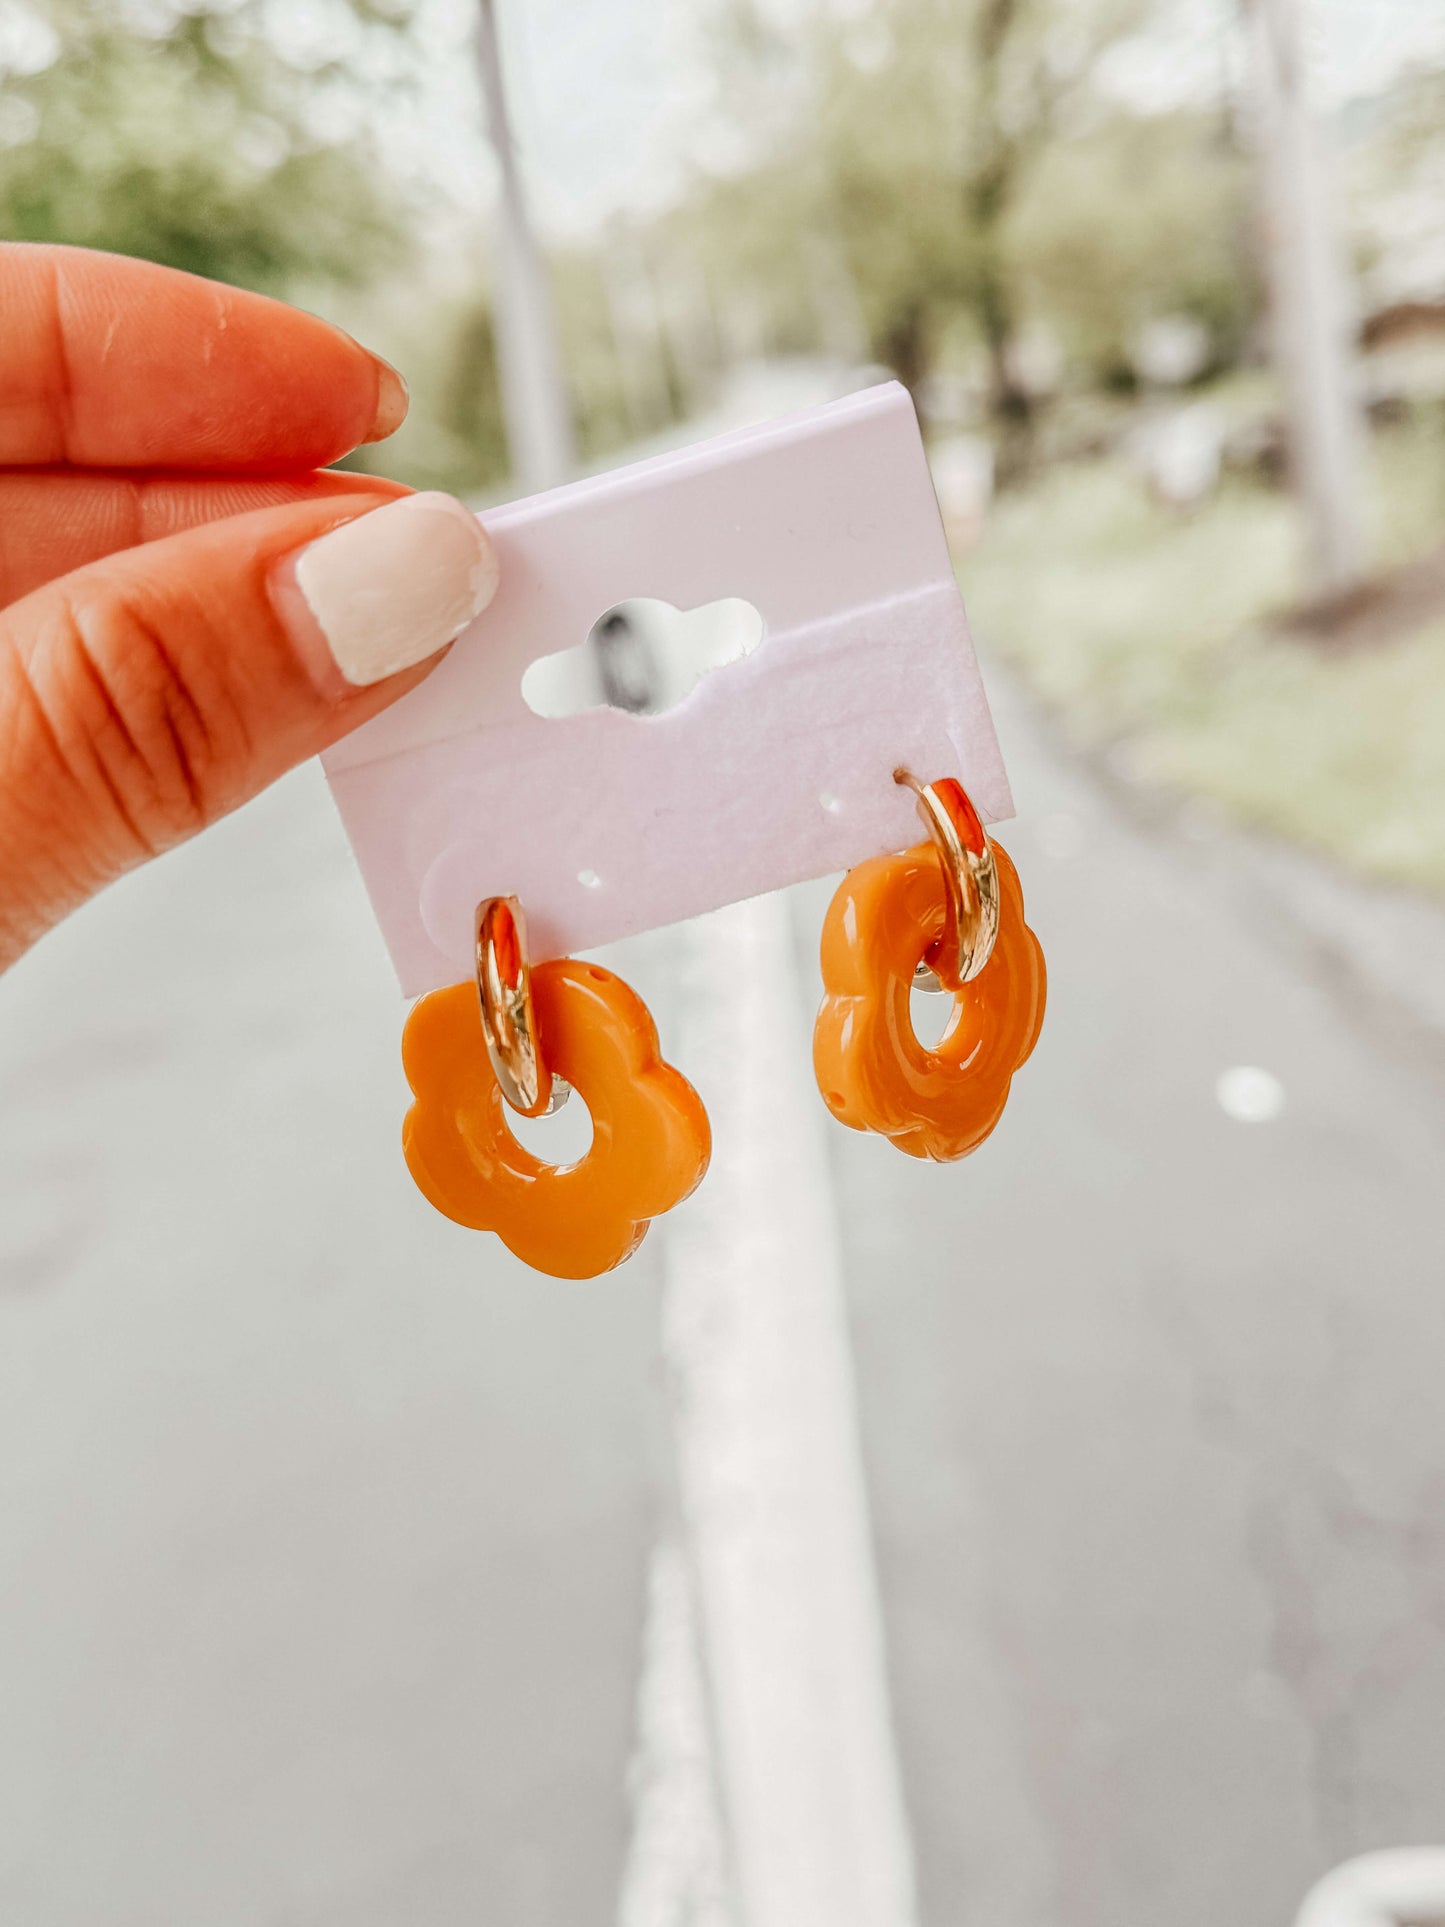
[321, 381, 1012, 997]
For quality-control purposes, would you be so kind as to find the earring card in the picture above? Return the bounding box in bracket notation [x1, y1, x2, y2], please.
[321, 381, 1012, 997]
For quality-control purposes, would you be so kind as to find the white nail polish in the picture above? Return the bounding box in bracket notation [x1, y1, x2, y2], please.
[294, 492, 498, 687]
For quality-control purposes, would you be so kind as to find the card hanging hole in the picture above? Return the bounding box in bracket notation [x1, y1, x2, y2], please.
[522, 597, 765, 722]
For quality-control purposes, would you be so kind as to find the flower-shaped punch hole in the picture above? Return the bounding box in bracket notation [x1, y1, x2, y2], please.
[813, 838, 1045, 1162]
[402, 961, 710, 1278]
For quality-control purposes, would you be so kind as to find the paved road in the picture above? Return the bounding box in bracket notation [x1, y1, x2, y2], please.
[3, 661, 1445, 1924]
[818, 671, 1445, 1927]
[0, 770, 665, 1926]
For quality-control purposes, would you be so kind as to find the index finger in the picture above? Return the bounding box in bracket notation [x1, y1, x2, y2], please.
[0, 244, 408, 470]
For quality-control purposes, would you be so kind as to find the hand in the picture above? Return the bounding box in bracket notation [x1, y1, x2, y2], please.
[0, 244, 499, 972]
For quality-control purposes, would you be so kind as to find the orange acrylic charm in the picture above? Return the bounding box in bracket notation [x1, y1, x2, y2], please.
[402, 959, 710, 1279]
[813, 837, 1045, 1162]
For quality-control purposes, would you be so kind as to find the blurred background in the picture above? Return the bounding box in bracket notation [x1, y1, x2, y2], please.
[3, 1, 1445, 1922]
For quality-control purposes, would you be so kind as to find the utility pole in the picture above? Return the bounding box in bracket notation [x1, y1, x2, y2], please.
[475, 0, 575, 493]
[1242, 0, 1366, 601]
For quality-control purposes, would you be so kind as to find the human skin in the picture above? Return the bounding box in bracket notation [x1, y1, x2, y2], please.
[0, 243, 499, 972]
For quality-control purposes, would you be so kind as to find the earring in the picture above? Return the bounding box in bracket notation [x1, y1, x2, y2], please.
[813, 770, 1045, 1162]
[401, 897, 711, 1278]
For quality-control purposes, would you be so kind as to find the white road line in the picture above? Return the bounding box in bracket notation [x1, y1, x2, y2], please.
[641, 891, 919, 1927]
[617, 1540, 735, 1927]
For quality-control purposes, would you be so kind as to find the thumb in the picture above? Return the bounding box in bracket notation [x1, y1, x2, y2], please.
[0, 491, 497, 968]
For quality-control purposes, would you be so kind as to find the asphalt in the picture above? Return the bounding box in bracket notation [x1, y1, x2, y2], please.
[815, 671, 1445, 1927]
[2, 665, 1445, 1924]
[0, 769, 665, 1926]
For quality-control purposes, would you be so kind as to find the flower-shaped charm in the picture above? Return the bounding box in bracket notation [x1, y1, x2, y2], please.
[813, 839, 1045, 1161]
[403, 962, 710, 1278]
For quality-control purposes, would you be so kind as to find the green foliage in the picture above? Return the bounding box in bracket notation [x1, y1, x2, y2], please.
[647, 0, 1263, 455]
[812, 0, 1141, 381]
[0, 0, 1286, 498]
[0, 0, 411, 292]
[0, 0, 518, 501]
[336, 287, 512, 499]
[1007, 112, 1258, 385]
[1375, 64, 1445, 174]
[552, 250, 641, 461]
[439, 302, 507, 480]
[964, 408, 1445, 892]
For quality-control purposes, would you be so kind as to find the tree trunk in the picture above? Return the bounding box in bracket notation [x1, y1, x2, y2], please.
[967, 0, 1033, 483]
[969, 173, 1033, 483]
[1241, 0, 1366, 600]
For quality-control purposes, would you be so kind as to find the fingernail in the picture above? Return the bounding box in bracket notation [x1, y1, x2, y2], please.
[364, 355, 410, 443]
[291, 493, 498, 687]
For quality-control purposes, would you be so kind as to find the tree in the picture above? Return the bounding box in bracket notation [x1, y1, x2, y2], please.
[0, 0, 414, 293]
[667, 0, 1155, 473]
[1241, 0, 1365, 599]
[812, 0, 1144, 466]
[1007, 109, 1258, 388]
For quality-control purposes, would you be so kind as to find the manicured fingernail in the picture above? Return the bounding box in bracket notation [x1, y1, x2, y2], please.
[364, 355, 410, 442]
[291, 493, 498, 687]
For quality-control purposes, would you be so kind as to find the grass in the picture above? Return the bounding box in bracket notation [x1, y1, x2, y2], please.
[961, 409, 1445, 893]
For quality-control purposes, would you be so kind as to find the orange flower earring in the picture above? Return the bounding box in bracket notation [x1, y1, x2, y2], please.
[402, 897, 711, 1278]
[399, 771, 1036, 1271]
[813, 770, 1046, 1161]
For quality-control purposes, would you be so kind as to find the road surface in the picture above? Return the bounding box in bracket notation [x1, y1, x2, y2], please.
[821, 672, 1445, 1927]
[2, 663, 1444, 1923]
